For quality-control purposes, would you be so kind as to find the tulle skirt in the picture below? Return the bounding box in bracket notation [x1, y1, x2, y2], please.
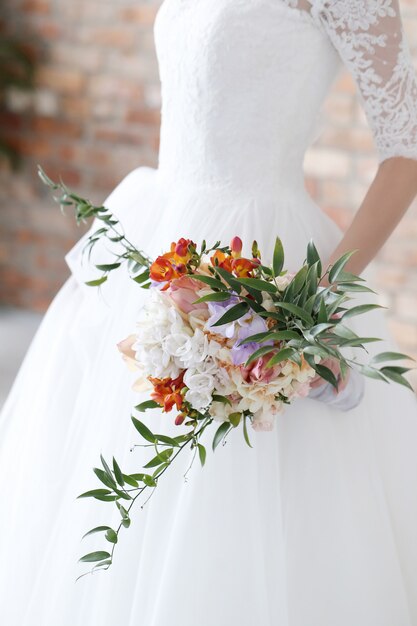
[1, 166, 416, 626]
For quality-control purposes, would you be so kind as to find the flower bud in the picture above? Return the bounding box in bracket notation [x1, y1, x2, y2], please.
[175, 413, 186, 426]
[230, 236, 243, 258]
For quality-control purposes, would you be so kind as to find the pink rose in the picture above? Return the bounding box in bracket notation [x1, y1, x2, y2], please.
[168, 276, 209, 314]
[240, 352, 282, 384]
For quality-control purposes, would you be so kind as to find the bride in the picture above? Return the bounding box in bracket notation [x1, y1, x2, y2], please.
[1, 1, 417, 624]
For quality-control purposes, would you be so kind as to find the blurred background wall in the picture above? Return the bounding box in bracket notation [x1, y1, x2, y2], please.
[0, 0, 417, 382]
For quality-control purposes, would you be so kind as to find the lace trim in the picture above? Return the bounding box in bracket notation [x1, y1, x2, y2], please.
[283, 0, 417, 162]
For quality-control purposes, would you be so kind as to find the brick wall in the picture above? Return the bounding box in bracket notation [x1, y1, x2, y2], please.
[1, 0, 416, 376]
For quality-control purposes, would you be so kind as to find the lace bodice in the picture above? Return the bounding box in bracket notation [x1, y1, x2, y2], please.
[153, 0, 417, 196]
[287, 0, 417, 163]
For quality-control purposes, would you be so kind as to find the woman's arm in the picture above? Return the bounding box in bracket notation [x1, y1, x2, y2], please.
[322, 156, 417, 283]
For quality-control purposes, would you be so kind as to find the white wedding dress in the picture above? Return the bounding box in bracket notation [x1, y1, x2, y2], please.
[1, 1, 417, 624]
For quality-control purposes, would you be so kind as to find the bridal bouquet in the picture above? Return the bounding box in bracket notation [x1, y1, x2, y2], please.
[38, 166, 415, 578]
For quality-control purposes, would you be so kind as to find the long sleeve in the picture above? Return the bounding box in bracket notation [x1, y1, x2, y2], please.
[309, 0, 417, 164]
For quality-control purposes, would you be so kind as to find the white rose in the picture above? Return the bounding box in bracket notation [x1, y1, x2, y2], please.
[184, 370, 215, 410]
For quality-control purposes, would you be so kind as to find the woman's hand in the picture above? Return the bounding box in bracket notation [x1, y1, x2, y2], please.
[310, 357, 350, 394]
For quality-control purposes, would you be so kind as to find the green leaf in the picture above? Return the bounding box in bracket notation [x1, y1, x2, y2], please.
[143, 448, 173, 468]
[276, 301, 314, 325]
[244, 345, 276, 367]
[155, 433, 180, 447]
[333, 325, 359, 341]
[133, 270, 150, 284]
[94, 467, 117, 490]
[379, 368, 414, 391]
[328, 250, 357, 283]
[303, 345, 333, 360]
[228, 412, 242, 427]
[194, 291, 232, 303]
[242, 414, 253, 448]
[214, 267, 242, 294]
[211, 302, 249, 327]
[95, 262, 121, 271]
[212, 394, 232, 406]
[134, 400, 160, 412]
[198, 443, 207, 467]
[339, 337, 381, 348]
[122, 518, 131, 528]
[336, 271, 365, 283]
[310, 323, 335, 337]
[306, 240, 322, 273]
[212, 422, 231, 451]
[85, 276, 108, 287]
[79, 551, 111, 563]
[105, 529, 118, 544]
[337, 283, 376, 294]
[306, 261, 320, 296]
[342, 304, 385, 320]
[82, 526, 113, 539]
[369, 351, 414, 365]
[236, 277, 277, 293]
[288, 265, 308, 297]
[131, 416, 156, 443]
[272, 237, 285, 277]
[142, 474, 157, 487]
[238, 329, 300, 346]
[187, 274, 226, 290]
[317, 296, 328, 324]
[360, 365, 389, 382]
[112, 457, 124, 487]
[100, 454, 113, 480]
[266, 347, 296, 368]
[77, 488, 112, 500]
[122, 474, 139, 488]
[313, 363, 339, 389]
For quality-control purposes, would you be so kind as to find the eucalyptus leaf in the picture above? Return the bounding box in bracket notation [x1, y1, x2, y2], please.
[212, 422, 231, 451]
[198, 443, 207, 467]
[134, 400, 160, 412]
[93, 468, 117, 490]
[211, 302, 249, 327]
[212, 394, 232, 406]
[342, 304, 383, 319]
[273, 237, 284, 277]
[105, 529, 118, 544]
[194, 292, 232, 303]
[328, 250, 357, 283]
[131, 416, 157, 443]
[85, 276, 108, 287]
[82, 526, 113, 539]
[369, 351, 414, 365]
[242, 414, 253, 448]
[236, 277, 277, 293]
[276, 301, 314, 325]
[79, 551, 111, 563]
[266, 347, 296, 368]
[77, 488, 112, 499]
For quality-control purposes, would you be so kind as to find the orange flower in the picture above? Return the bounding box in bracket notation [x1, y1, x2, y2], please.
[210, 250, 233, 272]
[150, 238, 196, 286]
[174, 238, 195, 261]
[148, 373, 186, 413]
[150, 256, 176, 283]
[231, 257, 257, 277]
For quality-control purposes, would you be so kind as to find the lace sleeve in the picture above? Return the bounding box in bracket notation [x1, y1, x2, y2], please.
[310, 0, 417, 164]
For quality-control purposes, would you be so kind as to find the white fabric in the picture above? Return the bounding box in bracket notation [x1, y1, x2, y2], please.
[285, 0, 417, 163]
[1, 2, 417, 625]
